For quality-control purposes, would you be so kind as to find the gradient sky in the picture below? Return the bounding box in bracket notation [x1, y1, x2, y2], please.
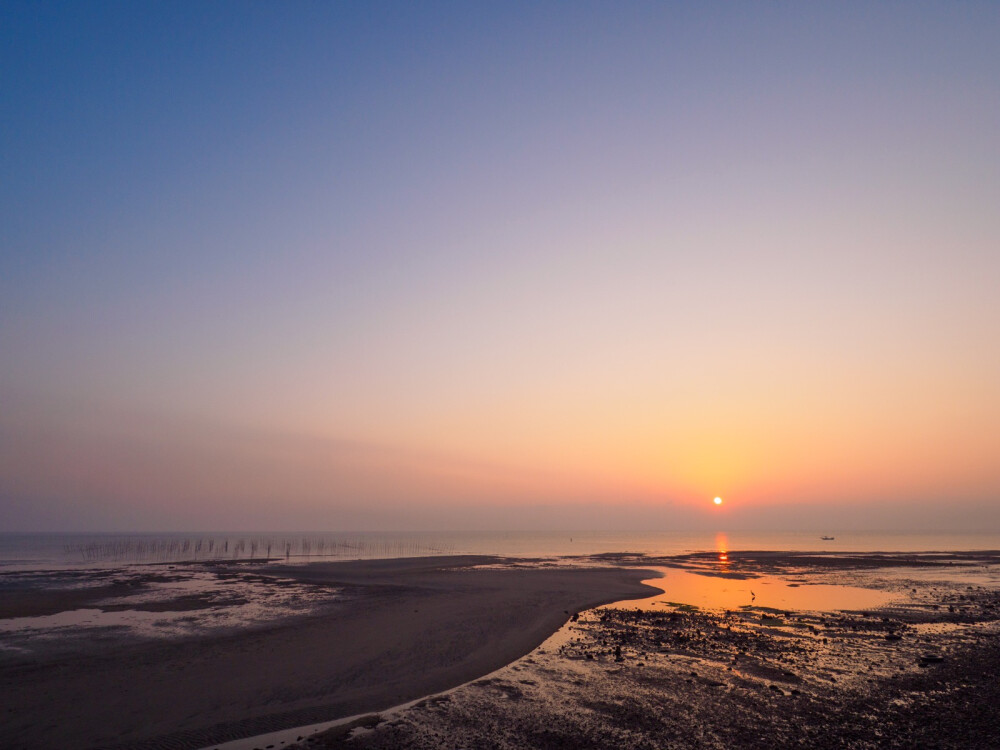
[2, 2, 998, 532]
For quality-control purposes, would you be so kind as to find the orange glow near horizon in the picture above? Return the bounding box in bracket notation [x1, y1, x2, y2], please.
[3, 5, 1000, 535]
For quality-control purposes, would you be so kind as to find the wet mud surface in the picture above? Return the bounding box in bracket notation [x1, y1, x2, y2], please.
[0, 564, 338, 659]
[293, 551, 1000, 750]
[0, 556, 655, 750]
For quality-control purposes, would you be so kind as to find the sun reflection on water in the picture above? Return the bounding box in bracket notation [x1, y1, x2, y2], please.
[623, 567, 895, 612]
[716, 532, 729, 563]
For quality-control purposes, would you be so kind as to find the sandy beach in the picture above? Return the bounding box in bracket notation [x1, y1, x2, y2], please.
[0, 555, 657, 750]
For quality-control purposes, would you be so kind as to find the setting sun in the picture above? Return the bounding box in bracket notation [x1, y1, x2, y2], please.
[713, 497, 723, 505]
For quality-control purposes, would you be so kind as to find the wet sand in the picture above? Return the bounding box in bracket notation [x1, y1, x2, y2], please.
[0, 555, 658, 750]
[296, 551, 1000, 750]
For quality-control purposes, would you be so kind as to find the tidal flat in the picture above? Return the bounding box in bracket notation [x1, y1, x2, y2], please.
[2, 551, 999, 749]
[286, 551, 1000, 750]
[0, 556, 655, 750]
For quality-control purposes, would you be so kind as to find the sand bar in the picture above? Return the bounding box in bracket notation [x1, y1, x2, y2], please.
[0, 555, 658, 750]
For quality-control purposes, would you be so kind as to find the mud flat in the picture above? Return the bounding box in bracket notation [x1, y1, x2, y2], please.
[292, 551, 1000, 750]
[0, 555, 657, 750]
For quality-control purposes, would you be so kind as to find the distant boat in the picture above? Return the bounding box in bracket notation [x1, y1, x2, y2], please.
[820, 535, 835, 540]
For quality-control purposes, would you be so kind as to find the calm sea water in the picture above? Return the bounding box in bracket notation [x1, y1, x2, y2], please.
[1, 530, 997, 571]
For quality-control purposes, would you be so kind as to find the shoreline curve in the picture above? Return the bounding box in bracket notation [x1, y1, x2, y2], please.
[3, 555, 659, 750]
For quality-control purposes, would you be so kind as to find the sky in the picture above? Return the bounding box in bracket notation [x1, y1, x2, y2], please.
[2, 2, 998, 532]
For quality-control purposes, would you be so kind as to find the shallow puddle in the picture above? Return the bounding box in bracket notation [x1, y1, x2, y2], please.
[0, 566, 339, 651]
[625, 568, 896, 612]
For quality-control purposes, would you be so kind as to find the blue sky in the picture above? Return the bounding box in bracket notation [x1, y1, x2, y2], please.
[2, 2, 999, 531]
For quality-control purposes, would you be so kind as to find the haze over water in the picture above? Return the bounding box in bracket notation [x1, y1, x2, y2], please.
[2, 3, 998, 535]
[3, 530, 998, 572]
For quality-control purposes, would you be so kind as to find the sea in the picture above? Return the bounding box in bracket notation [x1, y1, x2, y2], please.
[1, 529, 997, 571]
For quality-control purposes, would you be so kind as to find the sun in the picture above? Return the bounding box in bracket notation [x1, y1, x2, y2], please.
[713, 496, 723, 506]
